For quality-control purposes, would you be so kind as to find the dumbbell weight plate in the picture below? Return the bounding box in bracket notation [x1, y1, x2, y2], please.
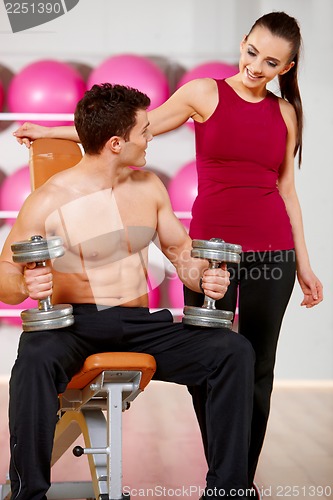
[192, 238, 242, 254]
[192, 238, 242, 264]
[21, 304, 74, 332]
[192, 247, 241, 264]
[10, 235, 74, 332]
[182, 238, 241, 329]
[11, 236, 64, 263]
[183, 306, 233, 329]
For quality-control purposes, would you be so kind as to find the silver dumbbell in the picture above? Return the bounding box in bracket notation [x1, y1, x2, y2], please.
[11, 235, 74, 332]
[183, 238, 242, 329]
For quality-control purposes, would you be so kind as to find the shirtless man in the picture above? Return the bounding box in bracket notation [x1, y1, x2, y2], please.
[0, 83, 254, 499]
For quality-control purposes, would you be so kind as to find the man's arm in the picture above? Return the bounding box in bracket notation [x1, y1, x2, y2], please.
[0, 192, 53, 304]
[152, 174, 229, 300]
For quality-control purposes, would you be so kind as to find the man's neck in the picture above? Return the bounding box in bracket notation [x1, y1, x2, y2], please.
[81, 154, 131, 190]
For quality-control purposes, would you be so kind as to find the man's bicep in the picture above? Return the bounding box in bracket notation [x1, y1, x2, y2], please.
[157, 205, 191, 264]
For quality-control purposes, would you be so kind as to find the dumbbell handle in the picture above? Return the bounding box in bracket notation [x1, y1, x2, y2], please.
[202, 260, 221, 310]
[35, 260, 54, 312]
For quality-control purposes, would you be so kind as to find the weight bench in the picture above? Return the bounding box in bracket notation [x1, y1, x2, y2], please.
[0, 139, 157, 500]
[51, 351, 156, 499]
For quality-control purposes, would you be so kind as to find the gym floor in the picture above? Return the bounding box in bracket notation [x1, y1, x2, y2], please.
[0, 380, 332, 499]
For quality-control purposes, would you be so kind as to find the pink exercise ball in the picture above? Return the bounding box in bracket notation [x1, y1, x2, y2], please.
[168, 161, 197, 228]
[87, 54, 169, 110]
[8, 59, 86, 126]
[167, 273, 184, 309]
[177, 60, 238, 88]
[0, 297, 38, 327]
[147, 272, 161, 309]
[0, 79, 4, 111]
[0, 165, 31, 225]
[177, 61, 238, 129]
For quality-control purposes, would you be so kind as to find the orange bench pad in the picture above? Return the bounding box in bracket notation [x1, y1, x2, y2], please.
[67, 352, 156, 391]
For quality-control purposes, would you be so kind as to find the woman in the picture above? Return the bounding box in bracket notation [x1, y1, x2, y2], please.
[14, 11, 323, 490]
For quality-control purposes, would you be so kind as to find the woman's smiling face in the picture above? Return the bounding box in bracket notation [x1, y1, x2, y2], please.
[239, 25, 295, 88]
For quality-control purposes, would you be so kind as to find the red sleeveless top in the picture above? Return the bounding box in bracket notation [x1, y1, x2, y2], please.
[189, 79, 294, 252]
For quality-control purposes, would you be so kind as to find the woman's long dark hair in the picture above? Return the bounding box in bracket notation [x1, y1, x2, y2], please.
[249, 12, 303, 167]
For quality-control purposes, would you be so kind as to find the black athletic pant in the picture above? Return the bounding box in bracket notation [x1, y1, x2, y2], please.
[184, 249, 296, 484]
[9, 306, 255, 500]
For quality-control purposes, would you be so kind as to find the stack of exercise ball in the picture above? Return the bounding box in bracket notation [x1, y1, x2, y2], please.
[177, 60, 238, 88]
[168, 160, 198, 230]
[167, 160, 198, 310]
[7, 59, 87, 126]
[0, 78, 4, 111]
[167, 272, 184, 312]
[87, 54, 170, 109]
[0, 164, 34, 324]
[147, 271, 161, 309]
[0, 165, 31, 225]
[0, 298, 38, 327]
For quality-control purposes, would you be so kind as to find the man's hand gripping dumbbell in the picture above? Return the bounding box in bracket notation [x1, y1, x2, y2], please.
[11, 235, 74, 331]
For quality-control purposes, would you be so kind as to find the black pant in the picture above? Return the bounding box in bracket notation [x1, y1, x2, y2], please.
[184, 249, 296, 484]
[9, 305, 255, 500]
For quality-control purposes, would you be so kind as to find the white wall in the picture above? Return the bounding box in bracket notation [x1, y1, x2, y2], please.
[0, 0, 332, 379]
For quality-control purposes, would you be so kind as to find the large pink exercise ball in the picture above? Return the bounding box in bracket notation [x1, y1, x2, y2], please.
[8, 59, 86, 126]
[177, 60, 238, 88]
[0, 297, 38, 327]
[0, 79, 4, 111]
[0, 165, 31, 225]
[147, 271, 161, 309]
[167, 273, 184, 309]
[168, 161, 197, 229]
[87, 54, 169, 110]
[177, 61, 238, 129]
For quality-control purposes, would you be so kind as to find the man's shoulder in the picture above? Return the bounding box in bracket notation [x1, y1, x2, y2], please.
[129, 168, 165, 189]
[28, 170, 73, 214]
[33, 172, 69, 197]
[129, 169, 170, 209]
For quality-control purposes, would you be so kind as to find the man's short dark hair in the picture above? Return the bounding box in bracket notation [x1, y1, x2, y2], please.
[74, 83, 151, 154]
